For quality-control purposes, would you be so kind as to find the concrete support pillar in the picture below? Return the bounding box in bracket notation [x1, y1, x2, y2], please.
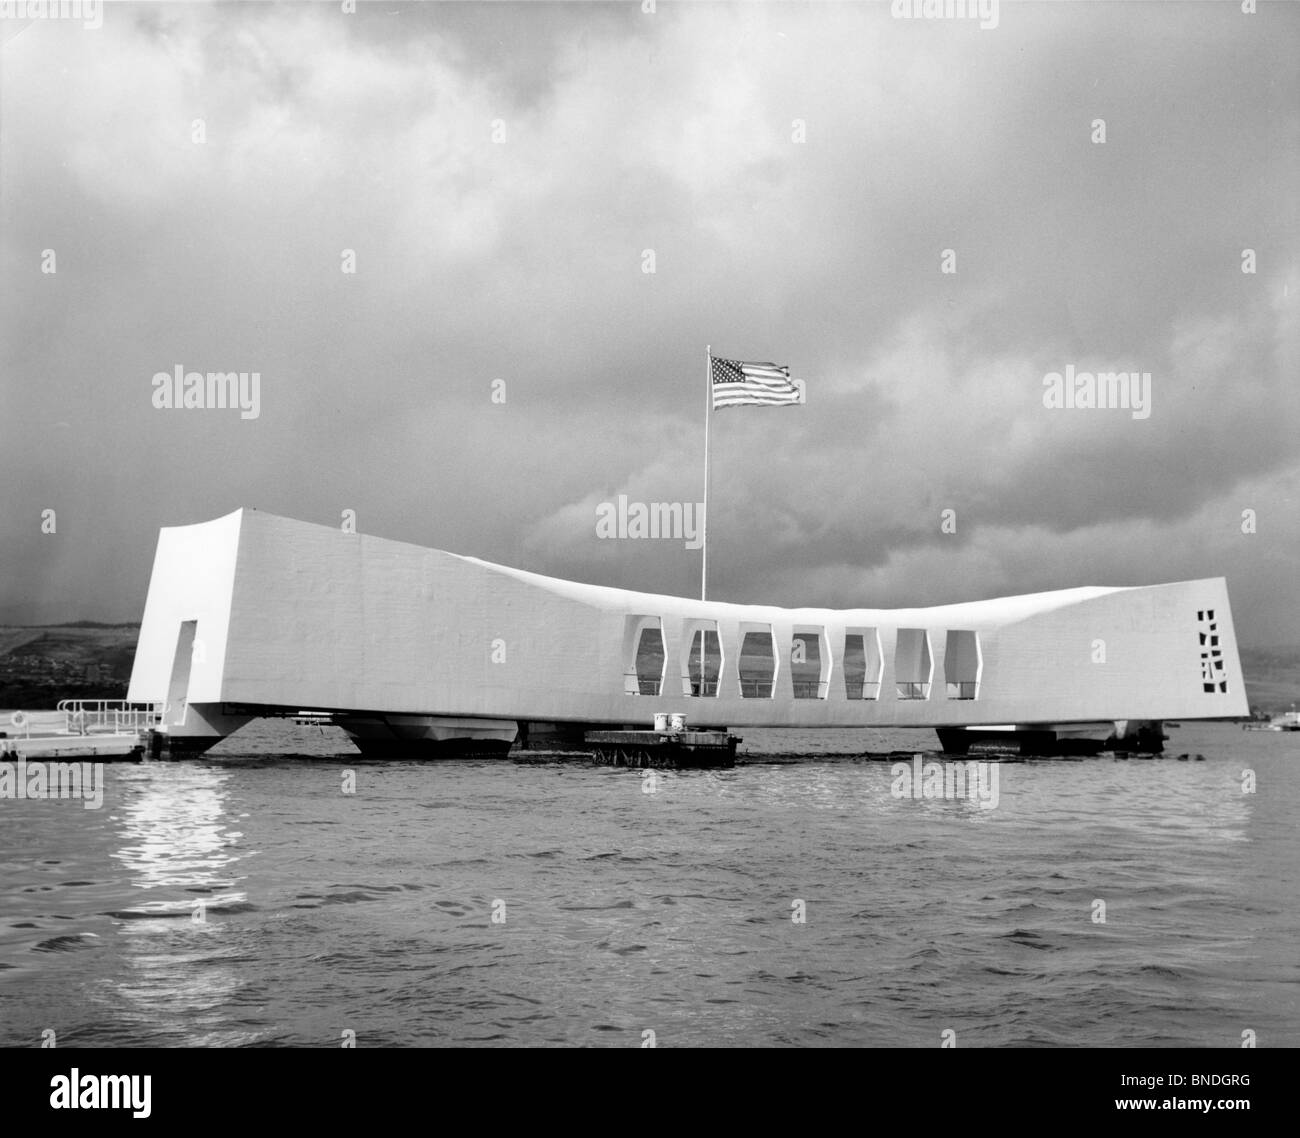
[339, 715, 518, 758]
[151, 703, 252, 757]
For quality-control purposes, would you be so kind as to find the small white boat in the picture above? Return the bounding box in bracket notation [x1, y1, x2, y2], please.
[1244, 709, 1300, 732]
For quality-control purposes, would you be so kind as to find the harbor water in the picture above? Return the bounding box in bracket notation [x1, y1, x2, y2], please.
[0, 721, 1295, 1047]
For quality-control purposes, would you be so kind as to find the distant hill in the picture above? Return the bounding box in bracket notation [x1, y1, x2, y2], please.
[0, 624, 139, 709]
[1239, 647, 1300, 716]
[38, 620, 142, 629]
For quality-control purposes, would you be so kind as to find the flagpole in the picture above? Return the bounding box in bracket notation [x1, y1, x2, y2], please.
[702, 345, 711, 604]
[698, 345, 712, 696]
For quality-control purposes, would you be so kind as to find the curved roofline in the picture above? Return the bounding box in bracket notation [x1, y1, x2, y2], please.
[182, 507, 1217, 626]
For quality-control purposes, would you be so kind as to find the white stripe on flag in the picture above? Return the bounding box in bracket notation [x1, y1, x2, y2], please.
[714, 389, 801, 406]
[735, 375, 798, 390]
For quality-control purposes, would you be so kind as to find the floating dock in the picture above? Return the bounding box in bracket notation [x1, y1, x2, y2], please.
[585, 729, 739, 768]
[2, 734, 145, 761]
[0, 701, 158, 763]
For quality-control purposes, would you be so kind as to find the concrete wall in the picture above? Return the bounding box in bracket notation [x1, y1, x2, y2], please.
[126, 510, 242, 707]
[129, 509, 1250, 727]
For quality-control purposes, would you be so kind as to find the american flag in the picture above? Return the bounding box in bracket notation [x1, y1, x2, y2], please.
[710, 355, 804, 409]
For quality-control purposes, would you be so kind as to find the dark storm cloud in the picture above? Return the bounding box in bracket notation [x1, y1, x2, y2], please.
[0, 1, 1295, 643]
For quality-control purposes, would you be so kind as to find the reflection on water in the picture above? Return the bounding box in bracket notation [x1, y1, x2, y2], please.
[101, 765, 254, 1044]
[111, 764, 244, 898]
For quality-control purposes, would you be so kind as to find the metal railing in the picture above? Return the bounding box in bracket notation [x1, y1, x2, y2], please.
[844, 681, 881, 700]
[739, 680, 774, 698]
[896, 682, 931, 700]
[56, 699, 164, 735]
[946, 682, 979, 700]
[626, 672, 665, 696]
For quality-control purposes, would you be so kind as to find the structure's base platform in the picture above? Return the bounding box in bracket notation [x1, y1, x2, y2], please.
[585, 730, 739, 769]
[350, 738, 514, 758]
[339, 713, 517, 758]
[937, 721, 1165, 756]
[146, 731, 223, 759]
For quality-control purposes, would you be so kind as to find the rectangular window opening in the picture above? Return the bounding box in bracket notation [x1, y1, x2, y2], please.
[895, 628, 932, 700]
[684, 626, 722, 698]
[738, 627, 776, 698]
[791, 628, 828, 699]
[624, 616, 666, 695]
[943, 629, 981, 700]
[1196, 610, 1228, 696]
[843, 628, 882, 700]
[166, 620, 198, 726]
[635, 626, 665, 695]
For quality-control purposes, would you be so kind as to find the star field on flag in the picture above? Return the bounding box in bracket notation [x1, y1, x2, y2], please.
[710, 355, 804, 409]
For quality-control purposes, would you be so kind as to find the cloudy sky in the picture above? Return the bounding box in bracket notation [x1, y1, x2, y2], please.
[1, 0, 1296, 646]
